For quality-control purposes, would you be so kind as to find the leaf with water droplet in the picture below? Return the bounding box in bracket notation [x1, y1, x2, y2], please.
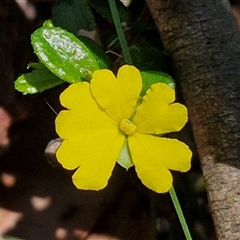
[31, 26, 100, 83]
[78, 36, 112, 69]
[14, 63, 65, 94]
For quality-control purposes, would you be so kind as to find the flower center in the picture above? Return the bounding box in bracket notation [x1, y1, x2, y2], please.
[119, 118, 136, 135]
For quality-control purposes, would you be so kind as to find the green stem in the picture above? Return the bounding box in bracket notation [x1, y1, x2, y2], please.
[169, 186, 193, 240]
[108, 0, 133, 64]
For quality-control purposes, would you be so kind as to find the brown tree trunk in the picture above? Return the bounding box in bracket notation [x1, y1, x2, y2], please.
[145, 0, 240, 239]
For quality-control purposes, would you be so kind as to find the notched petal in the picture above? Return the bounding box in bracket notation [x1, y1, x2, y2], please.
[91, 65, 142, 121]
[128, 132, 192, 193]
[134, 83, 188, 135]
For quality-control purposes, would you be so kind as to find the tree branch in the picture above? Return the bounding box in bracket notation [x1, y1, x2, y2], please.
[145, 0, 240, 238]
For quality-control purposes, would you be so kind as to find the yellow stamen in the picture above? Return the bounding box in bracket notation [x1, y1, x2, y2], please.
[119, 118, 136, 135]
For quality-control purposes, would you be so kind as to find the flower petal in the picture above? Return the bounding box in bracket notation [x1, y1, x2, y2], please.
[128, 132, 192, 193]
[56, 81, 125, 190]
[59, 82, 87, 110]
[56, 128, 125, 190]
[56, 82, 118, 140]
[72, 131, 124, 190]
[134, 83, 188, 135]
[91, 65, 142, 121]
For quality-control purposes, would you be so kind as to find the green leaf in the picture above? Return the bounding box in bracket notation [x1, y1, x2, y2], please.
[52, 0, 95, 36]
[43, 19, 54, 28]
[140, 71, 175, 96]
[78, 36, 112, 69]
[14, 63, 65, 94]
[117, 140, 133, 170]
[129, 45, 171, 72]
[87, 0, 131, 23]
[28, 62, 47, 70]
[31, 26, 100, 83]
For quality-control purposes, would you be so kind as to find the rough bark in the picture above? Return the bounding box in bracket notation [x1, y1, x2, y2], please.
[145, 0, 240, 239]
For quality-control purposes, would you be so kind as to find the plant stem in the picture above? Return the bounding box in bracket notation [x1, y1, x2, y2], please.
[169, 186, 193, 240]
[108, 0, 132, 64]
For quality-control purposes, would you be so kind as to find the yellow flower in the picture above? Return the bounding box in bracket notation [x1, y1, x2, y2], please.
[55, 65, 192, 193]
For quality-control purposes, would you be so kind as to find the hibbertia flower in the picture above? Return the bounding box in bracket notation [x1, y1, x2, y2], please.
[55, 65, 192, 193]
